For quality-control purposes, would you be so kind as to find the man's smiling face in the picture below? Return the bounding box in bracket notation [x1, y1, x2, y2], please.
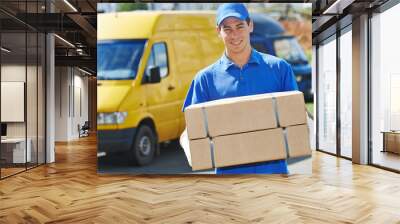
[217, 17, 253, 55]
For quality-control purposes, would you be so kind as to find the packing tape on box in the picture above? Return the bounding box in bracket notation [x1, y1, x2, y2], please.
[201, 107, 210, 137]
[273, 96, 291, 158]
[282, 128, 290, 158]
[201, 106, 216, 167]
[209, 138, 216, 168]
[198, 96, 294, 167]
[271, 96, 281, 127]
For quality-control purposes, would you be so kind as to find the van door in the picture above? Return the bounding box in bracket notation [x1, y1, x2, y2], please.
[142, 40, 180, 142]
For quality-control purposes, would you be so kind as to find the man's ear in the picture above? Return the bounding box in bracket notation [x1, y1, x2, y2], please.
[249, 20, 254, 33]
[216, 26, 221, 37]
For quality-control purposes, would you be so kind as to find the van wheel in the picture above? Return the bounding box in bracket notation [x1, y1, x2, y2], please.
[131, 125, 156, 166]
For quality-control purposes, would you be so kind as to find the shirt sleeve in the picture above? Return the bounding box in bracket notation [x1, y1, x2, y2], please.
[281, 60, 299, 91]
[182, 73, 210, 112]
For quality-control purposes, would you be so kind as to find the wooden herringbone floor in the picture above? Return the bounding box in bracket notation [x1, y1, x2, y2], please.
[1, 135, 400, 223]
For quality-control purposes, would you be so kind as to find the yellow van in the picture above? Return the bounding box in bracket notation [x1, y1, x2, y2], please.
[97, 11, 224, 165]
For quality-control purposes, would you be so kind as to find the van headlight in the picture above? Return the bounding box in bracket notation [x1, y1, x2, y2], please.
[97, 112, 128, 125]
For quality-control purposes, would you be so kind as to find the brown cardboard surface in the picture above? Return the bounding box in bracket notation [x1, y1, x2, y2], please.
[185, 106, 207, 140]
[206, 96, 277, 137]
[212, 128, 286, 168]
[184, 91, 306, 140]
[184, 91, 309, 171]
[189, 138, 213, 171]
[184, 93, 279, 139]
[286, 124, 312, 158]
[273, 91, 307, 127]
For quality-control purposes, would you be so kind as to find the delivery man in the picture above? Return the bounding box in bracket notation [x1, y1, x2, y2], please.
[182, 3, 298, 174]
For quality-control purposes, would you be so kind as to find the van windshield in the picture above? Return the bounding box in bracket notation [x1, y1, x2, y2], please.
[273, 37, 307, 64]
[97, 40, 146, 80]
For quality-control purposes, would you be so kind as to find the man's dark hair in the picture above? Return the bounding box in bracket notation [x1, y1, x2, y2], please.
[218, 17, 251, 28]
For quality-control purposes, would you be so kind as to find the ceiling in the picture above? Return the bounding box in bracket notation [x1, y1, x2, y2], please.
[312, 0, 391, 44]
[0, 0, 98, 73]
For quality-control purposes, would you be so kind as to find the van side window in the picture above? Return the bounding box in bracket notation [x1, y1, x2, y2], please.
[145, 42, 169, 80]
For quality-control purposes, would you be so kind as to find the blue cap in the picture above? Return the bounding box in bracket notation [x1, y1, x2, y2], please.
[216, 3, 249, 27]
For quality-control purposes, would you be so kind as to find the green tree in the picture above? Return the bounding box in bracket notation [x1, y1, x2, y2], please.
[117, 3, 148, 12]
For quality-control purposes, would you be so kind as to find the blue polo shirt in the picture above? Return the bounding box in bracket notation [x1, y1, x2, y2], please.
[183, 49, 298, 174]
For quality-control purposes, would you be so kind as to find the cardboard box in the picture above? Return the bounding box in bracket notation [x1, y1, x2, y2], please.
[189, 128, 286, 171]
[285, 124, 312, 158]
[212, 128, 287, 168]
[184, 91, 306, 140]
[183, 91, 310, 171]
[184, 106, 208, 139]
[185, 94, 277, 140]
[189, 138, 213, 171]
[272, 91, 307, 127]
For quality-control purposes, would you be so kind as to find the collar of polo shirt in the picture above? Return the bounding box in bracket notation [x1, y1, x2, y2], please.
[220, 48, 261, 71]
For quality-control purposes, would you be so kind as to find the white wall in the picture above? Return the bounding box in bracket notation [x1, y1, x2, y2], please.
[55, 66, 69, 141]
[1, 65, 35, 138]
[73, 73, 89, 137]
[1, 64, 26, 81]
[54, 67, 89, 141]
[1, 65, 26, 141]
[2, 63, 46, 164]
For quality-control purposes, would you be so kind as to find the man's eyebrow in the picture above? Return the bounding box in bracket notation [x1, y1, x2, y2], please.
[222, 22, 245, 29]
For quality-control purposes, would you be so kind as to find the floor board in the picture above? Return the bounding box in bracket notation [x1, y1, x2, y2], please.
[1, 135, 400, 223]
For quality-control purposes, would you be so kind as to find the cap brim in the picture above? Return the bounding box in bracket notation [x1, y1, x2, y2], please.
[217, 12, 246, 26]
